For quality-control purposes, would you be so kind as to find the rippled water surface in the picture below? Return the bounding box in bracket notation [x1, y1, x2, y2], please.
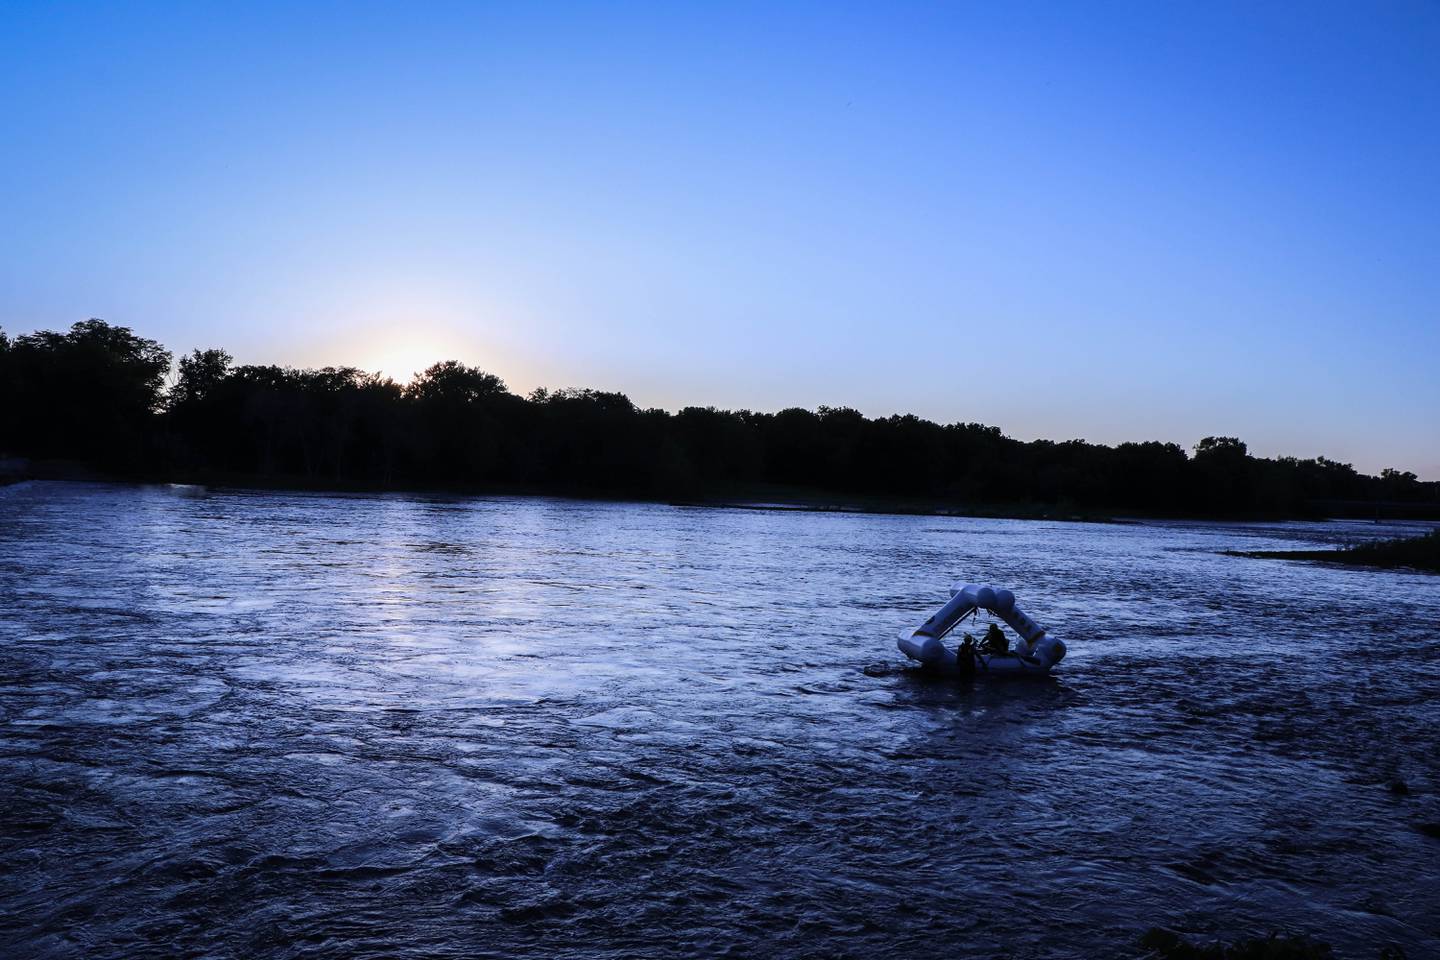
[2, 482, 1438, 959]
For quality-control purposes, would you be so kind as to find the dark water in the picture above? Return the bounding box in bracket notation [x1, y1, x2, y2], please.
[1, 482, 1438, 959]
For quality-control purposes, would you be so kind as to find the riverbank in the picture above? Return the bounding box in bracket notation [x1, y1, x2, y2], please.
[670, 486, 1135, 523]
[6, 465, 1390, 526]
[1227, 528, 1440, 574]
[8, 470, 1431, 529]
[0, 461, 1142, 522]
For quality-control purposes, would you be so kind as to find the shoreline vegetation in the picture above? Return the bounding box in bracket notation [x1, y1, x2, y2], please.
[1227, 528, 1440, 575]
[3, 319, 1438, 523]
[0, 465, 1159, 523]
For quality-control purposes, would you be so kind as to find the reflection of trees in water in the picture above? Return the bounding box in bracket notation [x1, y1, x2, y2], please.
[2, 319, 1435, 516]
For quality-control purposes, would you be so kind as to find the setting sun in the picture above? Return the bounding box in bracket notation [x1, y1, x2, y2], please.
[365, 342, 447, 386]
[351, 331, 463, 386]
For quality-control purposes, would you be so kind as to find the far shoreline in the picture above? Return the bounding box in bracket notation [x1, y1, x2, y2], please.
[12, 461, 1440, 531]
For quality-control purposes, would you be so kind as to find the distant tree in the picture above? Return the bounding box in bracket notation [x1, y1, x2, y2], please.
[528, 388, 655, 490]
[1380, 467, 1421, 501]
[1111, 441, 1189, 510]
[5, 319, 171, 467]
[5, 319, 1437, 517]
[405, 361, 509, 404]
[673, 406, 763, 489]
[1191, 436, 1254, 512]
[170, 348, 233, 408]
[404, 362, 519, 483]
[0, 328, 12, 454]
[1194, 436, 1248, 459]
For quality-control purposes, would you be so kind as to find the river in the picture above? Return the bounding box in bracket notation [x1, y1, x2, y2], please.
[1, 481, 1437, 958]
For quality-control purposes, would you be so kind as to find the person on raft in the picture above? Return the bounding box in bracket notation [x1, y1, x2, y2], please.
[983, 622, 1009, 655]
[956, 634, 978, 678]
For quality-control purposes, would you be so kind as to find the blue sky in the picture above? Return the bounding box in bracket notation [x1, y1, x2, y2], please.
[2, 2, 1437, 476]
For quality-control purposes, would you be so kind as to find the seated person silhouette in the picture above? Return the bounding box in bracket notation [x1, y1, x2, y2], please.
[955, 633, 978, 678]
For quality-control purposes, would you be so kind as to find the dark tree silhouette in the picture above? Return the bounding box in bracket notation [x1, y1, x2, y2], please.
[405, 362, 521, 484]
[1, 319, 171, 469]
[171, 348, 233, 408]
[2, 319, 1436, 518]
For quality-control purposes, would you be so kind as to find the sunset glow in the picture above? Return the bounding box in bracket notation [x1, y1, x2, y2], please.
[2, 3, 1438, 476]
[354, 334, 461, 386]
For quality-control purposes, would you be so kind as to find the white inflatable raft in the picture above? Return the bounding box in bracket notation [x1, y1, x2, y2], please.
[897, 583, 1066, 678]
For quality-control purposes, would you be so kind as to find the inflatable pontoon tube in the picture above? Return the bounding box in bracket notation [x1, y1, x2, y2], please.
[897, 582, 1066, 677]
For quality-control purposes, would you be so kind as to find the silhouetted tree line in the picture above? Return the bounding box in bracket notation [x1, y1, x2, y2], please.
[3, 319, 1437, 517]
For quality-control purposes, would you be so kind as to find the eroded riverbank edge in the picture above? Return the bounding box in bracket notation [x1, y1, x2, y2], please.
[7, 465, 1410, 527]
[1226, 528, 1440, 575]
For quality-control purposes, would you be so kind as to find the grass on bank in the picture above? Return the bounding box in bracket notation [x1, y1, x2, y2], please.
[1228, 527, 1440, 574]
